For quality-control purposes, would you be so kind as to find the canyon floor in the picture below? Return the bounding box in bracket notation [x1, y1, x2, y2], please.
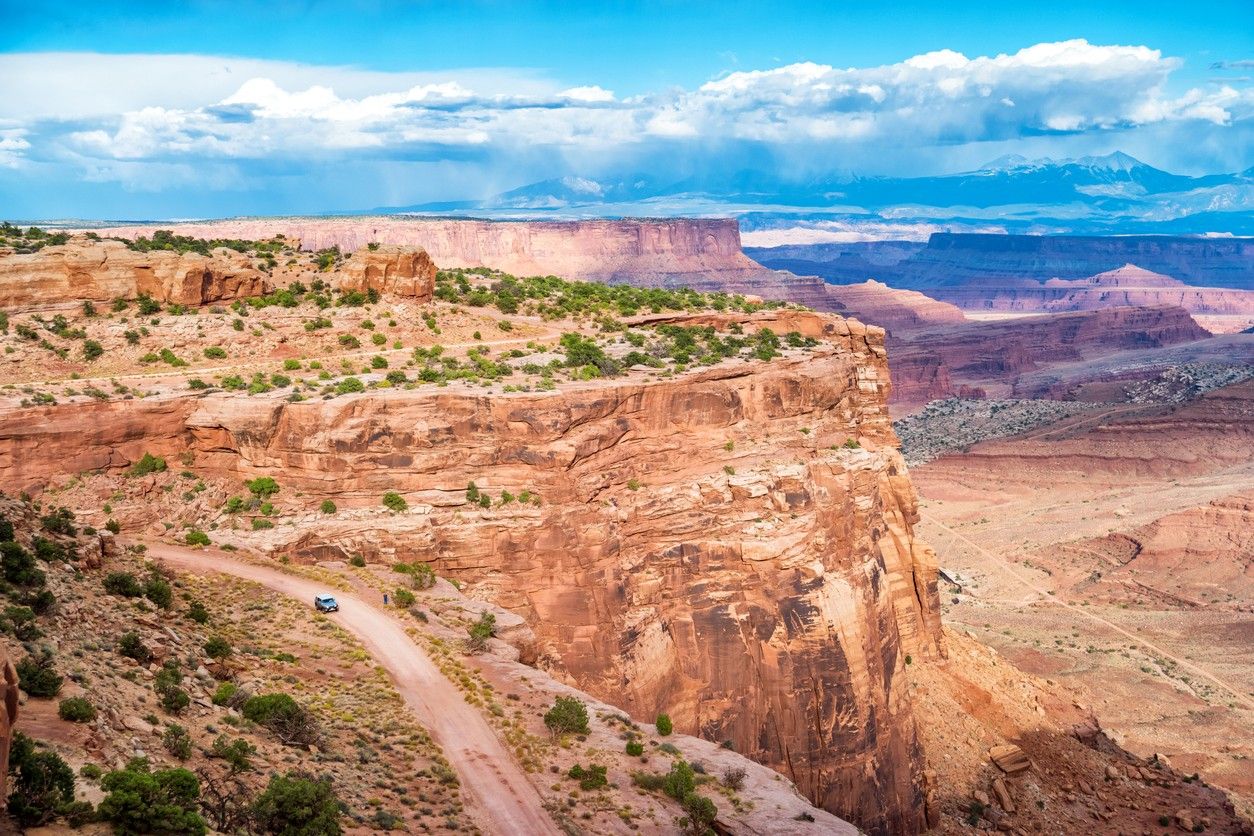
[910, 380, 1254, 824]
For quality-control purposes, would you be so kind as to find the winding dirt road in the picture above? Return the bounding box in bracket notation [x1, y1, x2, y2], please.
[141, 540, 558, 836]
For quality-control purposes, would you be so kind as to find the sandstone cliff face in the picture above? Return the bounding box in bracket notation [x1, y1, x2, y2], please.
[887, 305, 1210, 408]
[0, 317, 943, 834]
[0, 240, 271, 308]
[335, 245, 436, 301]
[89, 218, 774, 285]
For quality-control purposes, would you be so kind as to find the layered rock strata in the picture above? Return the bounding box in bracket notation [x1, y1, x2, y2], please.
[887, 305, 1211, 408]
[0, 312, 942, 834]
[0, 238, 436, 308]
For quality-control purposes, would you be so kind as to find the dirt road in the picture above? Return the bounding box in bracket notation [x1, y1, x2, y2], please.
[142, 541, 559, 836]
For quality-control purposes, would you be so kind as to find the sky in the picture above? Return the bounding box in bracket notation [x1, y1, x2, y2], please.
[1, 0, 1251, 219]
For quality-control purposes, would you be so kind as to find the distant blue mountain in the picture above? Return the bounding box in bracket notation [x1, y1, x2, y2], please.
[389, 152, 1252, 235]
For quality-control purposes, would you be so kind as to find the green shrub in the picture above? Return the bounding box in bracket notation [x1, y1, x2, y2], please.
[626, 741, 645, 757]
[335, 376, 364, 394]
[3, 605, 40, 641]
[349, 554, 366, 567]
[204, 636, 232, 659]
[411, 562, 436, 590]
[105, 518, 120, 534]
[117, 631, 152, 663]
[381, 491, 407, 512]
[163, 723, 192, 760]
[144, 573, 174, 608]
[104, 571, 143, 597]
[681, 792, 718, 834]
[543, 696, 589, 737]
[160, 687, 190, 715]
[245, 476, 280, 498]
[466, 612, 495, 653]
[17, 651, 62, 697]
[662, 760, 695, 800]
[6, 732, 76, 827]
[567, 763, 608, 790]
[224, 495, 245, 513]
[210, 734, 257, 773]
[319, 500, 336, 514]
[251, 518, 274, 530]
[99, 761, 206, 835]
[128, 452, 167, 477]
[212, 682, 239, 706]
[393, 588, 415, 608]
[203, 346, 227, 359]
[655, 713, 673, 736]
[251, 772, 341, 836]
[83, 339, 104, 360]
[1, 541, 45, 587]
[186, 600, 210, 624]
[58, 696, 96, 722]
[337, 333, 360, 349]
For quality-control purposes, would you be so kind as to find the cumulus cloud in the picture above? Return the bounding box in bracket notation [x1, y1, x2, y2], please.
[0, 40, 1249, 211]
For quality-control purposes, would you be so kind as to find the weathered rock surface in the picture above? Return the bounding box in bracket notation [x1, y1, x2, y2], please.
[89, 217, 775, 286]
[0, 239, 271, 308]
[335, 244, 435, 301]
[0, 312, 943, 834]
[887, 305, 1211, 407]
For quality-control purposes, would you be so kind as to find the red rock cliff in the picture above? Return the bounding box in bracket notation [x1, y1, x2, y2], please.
[90, 218, 772, 285]
[0, 314, 943, 834]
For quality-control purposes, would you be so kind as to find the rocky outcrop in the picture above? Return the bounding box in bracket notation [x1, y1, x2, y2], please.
[0, 314, 943, 834]
[335, 245, 435, 301]
[89, 218, 775, 286]
[0, 239, 271, 309]
[887, 305, 1211, 408]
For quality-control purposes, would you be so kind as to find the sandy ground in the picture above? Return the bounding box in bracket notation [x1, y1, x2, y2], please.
[139, 540, 560, 836]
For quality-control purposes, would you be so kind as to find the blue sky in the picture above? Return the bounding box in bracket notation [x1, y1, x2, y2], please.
[1, 0, 1251, 218]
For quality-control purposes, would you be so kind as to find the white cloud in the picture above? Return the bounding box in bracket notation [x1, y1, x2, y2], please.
[2, 40, 1248, 204]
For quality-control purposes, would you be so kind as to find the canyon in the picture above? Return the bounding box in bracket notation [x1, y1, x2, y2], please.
[1, 224, 1250, 834]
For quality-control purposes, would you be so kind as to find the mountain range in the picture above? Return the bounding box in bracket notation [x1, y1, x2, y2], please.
[394, 152, 1254, 236]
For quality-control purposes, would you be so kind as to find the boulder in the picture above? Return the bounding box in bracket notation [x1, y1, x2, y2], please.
[989, 744, 1032, 774]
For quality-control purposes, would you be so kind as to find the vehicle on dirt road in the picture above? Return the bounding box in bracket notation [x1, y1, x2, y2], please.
[314, 593, 340, 613]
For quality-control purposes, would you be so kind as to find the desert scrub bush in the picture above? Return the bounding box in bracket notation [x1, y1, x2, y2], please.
[104, 571, 143, 597]
[128, 452, 167, 477]
[655, 713, 673, 736]
[184, 529, 210, 547]
[319, 499, 336, 514]
[337, 333, 360, 349]
[393, 588, 415, 608]
[335, 376, 364, 394]
[3, 605, 40, 641]
[6, 732, 76, 827]
[251, 518, 274, 530]
[204, 636, 233, 659]
[117, 631, 152, 663]
[211, 682, 240, 707]
[543, 695, 589, 737]
[381, 491, 407, 512]
[58, 696, 96, 722]
[567, 763, 608, 790]
[466, 612, 495, 654]
[186, 600, 210, 624]
[224, 495, 245, 514]
[245, 476, 280, 499]
[16, 650, 63, 697]
[99, 760, 206, 835]
[626, 740, 645, 757]
[155, 661, 190, 715]
[210, 734, 257, 772]
[144, 572, 174, 609]
[721, 766, 746, 791]
[163, 723, 193, 760]
[252, 772, 342, 835]
[2, 541, 45, 587]
[203, 346, 227, 359]
[242, 694, 320, 746]
[410, 562, 436, 590]
[348, 554, 366, 568]
[83, 339, 104, 360]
